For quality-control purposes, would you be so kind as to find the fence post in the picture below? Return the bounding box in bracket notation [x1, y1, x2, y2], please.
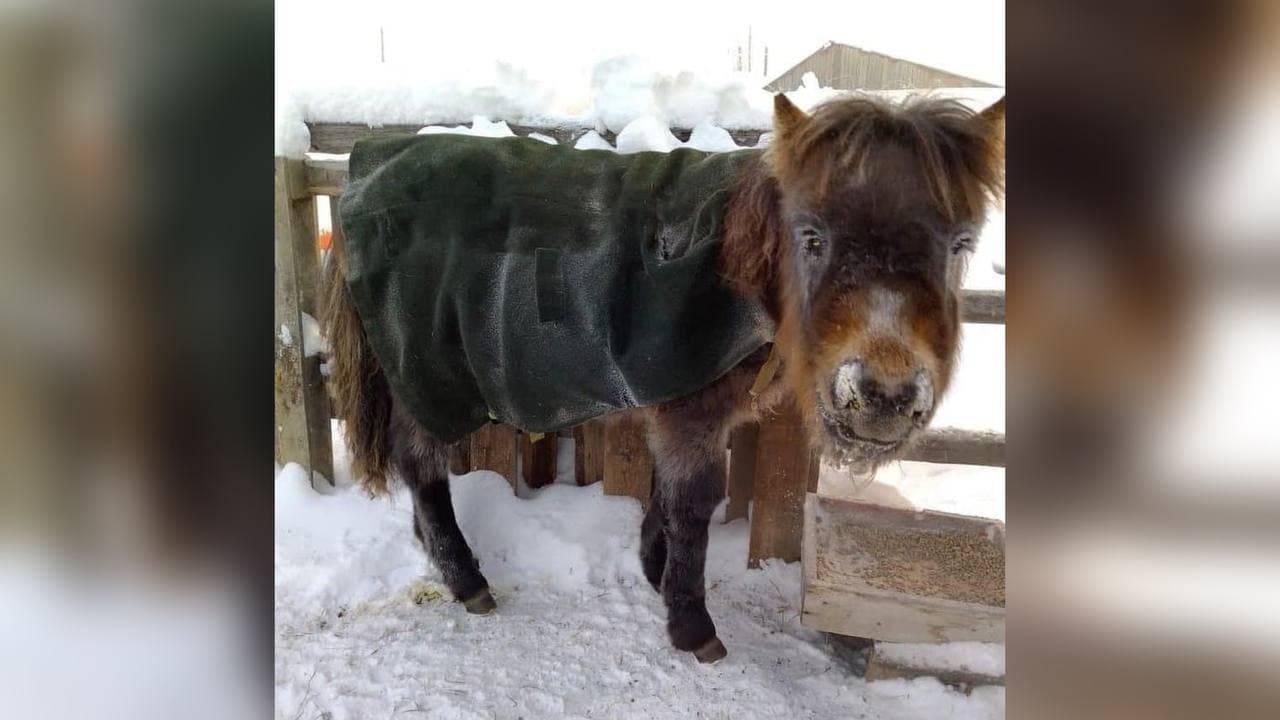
[747, 399, 816, 566]
[274, 157, 334, 490]
[521, 432, 557, 489]
[470, 423, 519, 491]
[573, 419, 605, 485]
[603, 414, 653, 508]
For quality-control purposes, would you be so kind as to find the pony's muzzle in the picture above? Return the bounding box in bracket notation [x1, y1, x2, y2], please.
[830, 360, 934, 443]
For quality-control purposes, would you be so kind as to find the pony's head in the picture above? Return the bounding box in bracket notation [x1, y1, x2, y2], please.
[763, 93, 1004, 471]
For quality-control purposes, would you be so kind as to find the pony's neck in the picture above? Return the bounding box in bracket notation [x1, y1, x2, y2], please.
[720, 155, 786, 322]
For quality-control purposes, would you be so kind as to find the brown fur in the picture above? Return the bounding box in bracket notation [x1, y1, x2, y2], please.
[722, 93, 1004, 443]
[322, 227, 393, 494]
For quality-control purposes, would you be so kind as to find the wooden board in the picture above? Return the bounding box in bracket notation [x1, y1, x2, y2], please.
[959, 289, 1004, 324]
[573, 420, 605, 486]
[521, 433, 557, 489]
[602, 414, 653, 507]
[802, 493, 1005, 642]
[724, 422, 759, 523]
[274, 158, 334, 491]
[469, 423, 518, 490]
[747, 399, 816, 566]
[907, 428, 1005, 467]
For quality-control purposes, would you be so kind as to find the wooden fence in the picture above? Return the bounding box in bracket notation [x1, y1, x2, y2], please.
[275, 121, 1005, 578]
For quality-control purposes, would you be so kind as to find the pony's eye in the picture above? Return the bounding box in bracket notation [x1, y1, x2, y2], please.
[951, 231, 976, 255]
[797, 226, 824, 253]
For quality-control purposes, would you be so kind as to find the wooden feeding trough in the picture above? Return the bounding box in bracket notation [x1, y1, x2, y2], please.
[802, 492, 1005, 642]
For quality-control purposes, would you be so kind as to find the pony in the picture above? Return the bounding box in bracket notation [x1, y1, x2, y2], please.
[324, 92, 1005, 663]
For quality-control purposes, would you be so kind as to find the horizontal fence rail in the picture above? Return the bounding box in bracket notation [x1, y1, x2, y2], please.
[307, 121, 769, 155]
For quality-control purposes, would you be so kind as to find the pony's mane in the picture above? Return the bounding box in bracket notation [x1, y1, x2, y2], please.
[721, 94, 1004, 305]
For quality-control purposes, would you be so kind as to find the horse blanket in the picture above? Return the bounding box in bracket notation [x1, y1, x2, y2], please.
[338, 134, 774, 443]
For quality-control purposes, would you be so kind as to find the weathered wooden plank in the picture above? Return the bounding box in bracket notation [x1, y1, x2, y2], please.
[520, 432, 557, 489]
[305, 157, 348, 195]
[274, 157, 334, 490]
[274, 161, 308, 475]
[801, 493, 1005, 642]
[573, 419, 605, 486]
[960, 289, 1004, 324]
[602, 414, 653, 507]
[724, 422, 759, 523]
[747, 399, 816, 566]
[306, 121, 769, 155]
[906, 428, 1004, 467]
[469, 423, 518, 490]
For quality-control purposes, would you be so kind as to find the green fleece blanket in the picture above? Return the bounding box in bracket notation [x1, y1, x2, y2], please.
[339, 134, 774, 443]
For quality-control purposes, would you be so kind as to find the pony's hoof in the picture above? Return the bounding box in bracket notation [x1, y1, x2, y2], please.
[462, 588, 496, 615]
[692, 637, 727, 664]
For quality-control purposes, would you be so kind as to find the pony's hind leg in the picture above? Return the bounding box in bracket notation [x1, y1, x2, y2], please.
[391, 404, 494, 614]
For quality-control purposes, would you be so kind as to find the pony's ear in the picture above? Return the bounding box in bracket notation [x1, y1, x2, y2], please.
[977, 96, 1005, 139]
[976, 96, 1006, 200]
[773, 93, 808, 138]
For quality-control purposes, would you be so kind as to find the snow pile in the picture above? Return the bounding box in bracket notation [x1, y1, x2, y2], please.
[275, 445, 1004, 718]
[276, 61, 572, 157]
[686, 121, 742, 152]
[589, 57, 777, 134]
[615, 115, 682, 154]
[573, 130, 614, 151]
[417, 115, 516, 138]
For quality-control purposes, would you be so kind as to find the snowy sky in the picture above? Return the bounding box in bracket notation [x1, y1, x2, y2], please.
[277, 0, 1004, 87]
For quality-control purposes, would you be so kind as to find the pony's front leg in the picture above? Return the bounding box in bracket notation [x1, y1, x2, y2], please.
[646, 410, 731, 663]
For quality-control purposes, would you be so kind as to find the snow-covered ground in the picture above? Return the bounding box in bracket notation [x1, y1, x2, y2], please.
[276, 440, 1004, 719]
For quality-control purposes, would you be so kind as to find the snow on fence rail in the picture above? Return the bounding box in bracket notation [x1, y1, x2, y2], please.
[306, 121, 769, 156]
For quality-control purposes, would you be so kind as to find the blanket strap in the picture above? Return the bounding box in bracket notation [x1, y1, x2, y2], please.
[748, 344, 781, 412]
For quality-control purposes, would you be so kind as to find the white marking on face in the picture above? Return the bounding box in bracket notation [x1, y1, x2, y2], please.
[866, 286, 908, 340]
[833, 360, 862, 408]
